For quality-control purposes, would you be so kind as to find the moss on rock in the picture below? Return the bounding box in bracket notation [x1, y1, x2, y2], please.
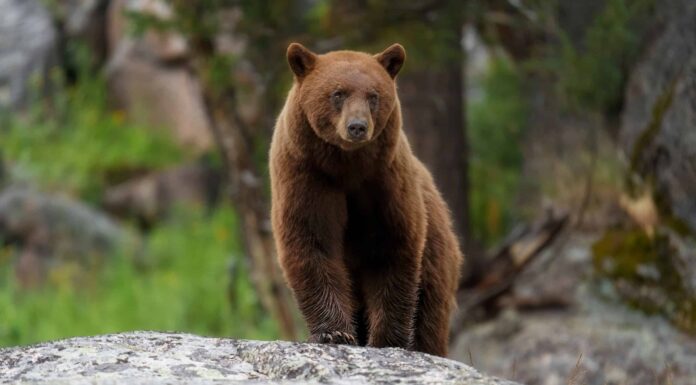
[592, 228, 696, 334]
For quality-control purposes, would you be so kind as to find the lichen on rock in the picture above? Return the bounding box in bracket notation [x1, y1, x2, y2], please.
[0, 331, 519, 385]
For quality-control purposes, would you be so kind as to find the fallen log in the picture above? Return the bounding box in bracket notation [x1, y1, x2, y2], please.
[452, 207, 569, 335]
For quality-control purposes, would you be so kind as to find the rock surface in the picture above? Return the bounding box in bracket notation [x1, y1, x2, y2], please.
[107, 0, 189, 62]
[105, 0, 213, 153]
[453, 286, 696, 385]
[0, 0, 57, 109]
[0, 185, 134, 287]
[0, 331, 518, 385]
[615, 0, 696, 329]
[451, 235, 696, 385]
[103, 162, 222, 226]
[106, 46, 214, 152]
[619, 0, 696, 232]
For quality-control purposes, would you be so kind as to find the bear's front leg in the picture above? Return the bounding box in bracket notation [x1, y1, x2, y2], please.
[272, 174, 356, 345]
[363, 264, 421, 349]
[363, 175, 427, 350]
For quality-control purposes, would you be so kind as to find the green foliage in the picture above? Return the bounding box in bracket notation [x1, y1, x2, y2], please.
[205, 54, 240, 97]
[469, 57, 528, 245]
[1, 61, 183, 202]
[0, 42, 275, 347]
[553, 0, 655, 113]
[0, 205, 278, 347]
[314, 1, 465, 70]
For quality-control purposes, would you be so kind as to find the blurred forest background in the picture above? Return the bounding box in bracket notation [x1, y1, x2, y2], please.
[1, 0, 695, 384]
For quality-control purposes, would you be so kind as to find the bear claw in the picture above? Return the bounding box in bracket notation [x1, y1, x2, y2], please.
[309, 331, 357, 345]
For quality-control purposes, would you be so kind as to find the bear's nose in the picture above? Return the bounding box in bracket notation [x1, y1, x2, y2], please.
[347, 119, 368, 140]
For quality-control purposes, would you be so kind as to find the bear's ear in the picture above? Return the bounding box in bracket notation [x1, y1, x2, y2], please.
[375, 44, 406, 79]
[287, 43, 317, 79]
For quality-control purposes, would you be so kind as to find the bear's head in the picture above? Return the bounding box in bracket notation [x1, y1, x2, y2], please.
[287, 43, 405, 151]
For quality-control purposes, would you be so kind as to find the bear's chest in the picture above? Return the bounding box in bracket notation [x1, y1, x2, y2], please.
[311, 142, 384, 189]
[343, 189, 388, 253]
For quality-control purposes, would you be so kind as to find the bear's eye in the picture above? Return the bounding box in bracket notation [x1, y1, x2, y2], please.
[368, 93, 379, 111]
[331, 90, 346, 109]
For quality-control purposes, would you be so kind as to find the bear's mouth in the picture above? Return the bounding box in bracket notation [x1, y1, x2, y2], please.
[336, 137, 371, 151]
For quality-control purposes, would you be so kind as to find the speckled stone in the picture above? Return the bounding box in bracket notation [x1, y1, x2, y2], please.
[0, 0, 56, 109]
[0, 331, 519, 385]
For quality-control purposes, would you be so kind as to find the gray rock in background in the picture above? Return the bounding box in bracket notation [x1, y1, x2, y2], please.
[0, 186, 127, 255]
[105, 0, 214, 153]
[0, 331, 519, 385]
[103, 162, 222, 226]
[0, 0, 57, 109]
[0, 185, 134, 287]
[453, 287, 696, 385]
[619, 0, 696, 232]
[105, 48, 214, 152]
[451, 235, 696, 385]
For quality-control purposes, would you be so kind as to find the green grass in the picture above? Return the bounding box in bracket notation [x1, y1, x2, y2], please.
[0, 205, 278, 347]
[1, 54, 184, 202]
[0, 51, 277, 347]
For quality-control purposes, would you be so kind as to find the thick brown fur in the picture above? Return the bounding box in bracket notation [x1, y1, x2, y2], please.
[270, 43, 463, 357]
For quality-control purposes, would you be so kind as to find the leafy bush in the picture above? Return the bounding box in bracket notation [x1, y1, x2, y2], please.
[469, 57, 528, 246]
[1, 48, 184, 202]
[0, 205, 277, 347]
[0, 45, 276, 347]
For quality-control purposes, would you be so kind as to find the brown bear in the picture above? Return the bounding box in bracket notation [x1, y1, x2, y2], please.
[269, 42, 463, 357]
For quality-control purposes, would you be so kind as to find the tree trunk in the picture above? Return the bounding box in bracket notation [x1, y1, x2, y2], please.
[180, 13, 299, 338]
[399, 57, 473, 273]
[199, 84, 299, 340]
